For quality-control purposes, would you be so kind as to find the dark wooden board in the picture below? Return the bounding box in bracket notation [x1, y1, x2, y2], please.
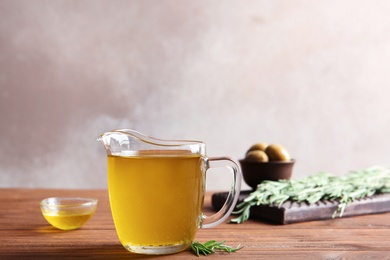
[212, 190, 390, 224]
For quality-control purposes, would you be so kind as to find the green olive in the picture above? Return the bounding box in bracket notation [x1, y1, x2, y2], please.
[245, 150, 269, 162]
[265, 144, 290, 162]
[246, 142, 268, 154]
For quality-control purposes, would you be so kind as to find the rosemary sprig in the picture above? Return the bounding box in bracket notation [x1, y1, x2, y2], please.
[230, 165, 390, 224]
[190, 240, 242, 257]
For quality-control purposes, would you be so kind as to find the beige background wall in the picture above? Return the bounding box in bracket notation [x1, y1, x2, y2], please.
[1, 0, 390, 191]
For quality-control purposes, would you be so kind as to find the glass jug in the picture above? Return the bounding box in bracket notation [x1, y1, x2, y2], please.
[97, 129, 241, 255]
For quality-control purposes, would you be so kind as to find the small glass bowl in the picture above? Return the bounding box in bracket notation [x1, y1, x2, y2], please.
[40, 197, 98, 230]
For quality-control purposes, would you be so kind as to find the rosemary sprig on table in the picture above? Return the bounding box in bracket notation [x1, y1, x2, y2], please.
[230, 165, 390, 224]
[190, 240, 242, 257]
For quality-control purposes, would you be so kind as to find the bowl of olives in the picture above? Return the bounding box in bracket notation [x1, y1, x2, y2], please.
[240, 143, 294, 190]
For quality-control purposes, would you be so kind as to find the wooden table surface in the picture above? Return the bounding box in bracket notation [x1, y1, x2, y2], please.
[1, 188, 389, 259]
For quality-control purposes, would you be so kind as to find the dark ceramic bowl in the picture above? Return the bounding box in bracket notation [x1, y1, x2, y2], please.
[239, 159, 295, 190]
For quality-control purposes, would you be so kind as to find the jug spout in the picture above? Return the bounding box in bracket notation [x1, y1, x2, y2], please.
[97, 129, 205, 156]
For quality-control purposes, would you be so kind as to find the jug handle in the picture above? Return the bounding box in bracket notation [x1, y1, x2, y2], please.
[201, 157, 242, 228]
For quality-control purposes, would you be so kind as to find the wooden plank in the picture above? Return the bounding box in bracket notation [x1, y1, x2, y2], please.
[0, 188, 389, 259]
[212, 190, 390, 224]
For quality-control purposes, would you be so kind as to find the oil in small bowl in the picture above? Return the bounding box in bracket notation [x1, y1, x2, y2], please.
[40, 197, 98, 230]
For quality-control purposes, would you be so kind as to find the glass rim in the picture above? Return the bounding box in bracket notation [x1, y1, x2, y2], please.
[40, 197, 98, 208]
